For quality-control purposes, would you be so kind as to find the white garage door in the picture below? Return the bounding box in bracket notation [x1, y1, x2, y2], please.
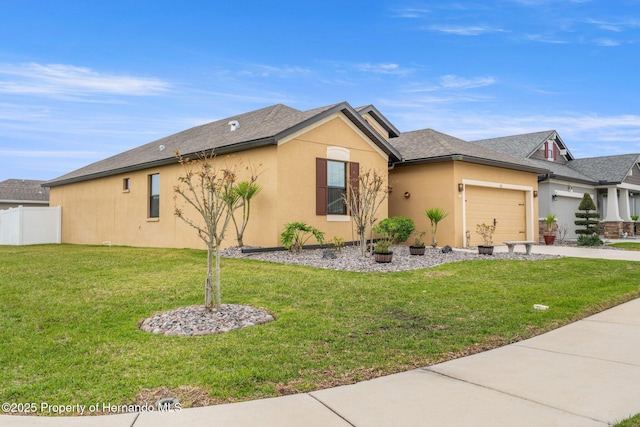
[466, 186, 526, 246]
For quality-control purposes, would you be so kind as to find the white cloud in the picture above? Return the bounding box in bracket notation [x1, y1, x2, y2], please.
[390, 7, 430, 18]
[235, 64, 312, 78]
[525, 33, 570, 44]
[0, 63, 170, 98]
[427, 25, 506, 36]
[355, 63, 414, 76]
[594, 38, 621, 47]
[439, 75, 496, 89]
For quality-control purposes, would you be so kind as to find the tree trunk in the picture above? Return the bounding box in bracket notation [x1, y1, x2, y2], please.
[205, 245, 214, 310]
[214, 243, 222, 310]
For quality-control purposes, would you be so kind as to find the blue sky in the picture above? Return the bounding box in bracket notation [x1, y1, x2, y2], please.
[1, 0, 639, 181]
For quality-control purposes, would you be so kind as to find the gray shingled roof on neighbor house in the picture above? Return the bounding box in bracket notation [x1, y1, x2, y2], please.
[523, 159, 596, 183]
[0, 179, 49, 202]
[568, 154, 640, 184]
[391, 128, 550, 173]
[44, 102, 402, 187]
[473, 130, 569, 160]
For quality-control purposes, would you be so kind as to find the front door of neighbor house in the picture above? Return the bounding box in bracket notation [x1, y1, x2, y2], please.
[466, 186, 526, 246]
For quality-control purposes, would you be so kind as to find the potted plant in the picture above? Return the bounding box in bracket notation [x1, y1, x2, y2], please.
[409, 231, 426, 255]
[476, 222, 495, 255]
[425, 207, 448, 248]
[373, 237, 393, 263]
[543, 214, 557, 245]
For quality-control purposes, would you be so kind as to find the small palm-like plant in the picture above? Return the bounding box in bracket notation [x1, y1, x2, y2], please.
[425, 208, 448, 247]
[230, 179, 262, 247]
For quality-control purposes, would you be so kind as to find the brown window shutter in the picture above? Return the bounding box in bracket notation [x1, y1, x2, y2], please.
[349, 160, 359, 194]
[349, 162, 360, 215]
[316, 158, 328, 215]
[553, 143, 557, 160]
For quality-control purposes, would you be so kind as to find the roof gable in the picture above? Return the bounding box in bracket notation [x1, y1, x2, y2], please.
[356, 105, 400, 139]
[473, 130, 573, 160]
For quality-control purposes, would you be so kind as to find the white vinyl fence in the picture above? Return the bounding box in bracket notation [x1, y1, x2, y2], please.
[0, 206, 62, 245]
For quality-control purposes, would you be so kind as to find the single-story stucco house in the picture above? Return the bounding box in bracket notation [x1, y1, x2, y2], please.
[44, 102, 402, 249]
[44, 101, 553, 249]
[473, 130, 640, 239]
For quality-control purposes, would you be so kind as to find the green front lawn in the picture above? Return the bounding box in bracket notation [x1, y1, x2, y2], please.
[608, 242, 640, 251]
[616, 414, 640, 427]
[1, 244, 639, 412]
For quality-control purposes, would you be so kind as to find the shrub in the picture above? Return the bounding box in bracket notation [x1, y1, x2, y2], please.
[280, 222, 325, 252]
[374, 216, 415, 243]
[575, 193, 599, 235]
[577, 234, 603, 247]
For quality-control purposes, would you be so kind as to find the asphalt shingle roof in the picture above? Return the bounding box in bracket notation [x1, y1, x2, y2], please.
[391, 128, 549, 173]
[473, 130, 558, 159]
[568, 154, 640, 183]
[44, 102, 401, 187]
[473, 130, 640, 184]
[0, 179, 49, 202]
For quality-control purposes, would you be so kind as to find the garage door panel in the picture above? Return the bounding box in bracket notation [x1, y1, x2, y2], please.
[466, 187, 526, 245]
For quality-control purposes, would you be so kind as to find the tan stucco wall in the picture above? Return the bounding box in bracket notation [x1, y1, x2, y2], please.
[50, 113, 389, 249]
[275, 114, 389, 244]
[389, 161, 539, 247]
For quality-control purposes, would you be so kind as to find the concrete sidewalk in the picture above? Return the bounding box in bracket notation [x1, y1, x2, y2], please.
[3, 244, 640, 426]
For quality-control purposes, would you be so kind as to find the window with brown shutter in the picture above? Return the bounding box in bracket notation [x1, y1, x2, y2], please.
[316, 158, 359, 216]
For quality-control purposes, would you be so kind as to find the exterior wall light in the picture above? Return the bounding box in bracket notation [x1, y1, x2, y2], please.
[533, 190, 538, 197]
[404, 192, 411, 199]
[458, 183, 464, 192]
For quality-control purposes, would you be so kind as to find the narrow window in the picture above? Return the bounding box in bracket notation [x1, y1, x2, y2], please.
[546, 141, 554, 160]
[327, 160, 347, 215]
[123, 177, 130, 192]
[149, 173, 160, 218]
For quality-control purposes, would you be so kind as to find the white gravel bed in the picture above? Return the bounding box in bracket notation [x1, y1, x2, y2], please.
[221, 245, 560, 273]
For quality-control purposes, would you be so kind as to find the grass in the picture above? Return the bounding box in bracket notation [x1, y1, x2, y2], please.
[1, 244, 639, 412]
[616, 414, 640, 427]
[609, 242, 640, 251]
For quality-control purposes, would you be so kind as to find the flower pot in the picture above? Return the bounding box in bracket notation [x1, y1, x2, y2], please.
[478, 245, 494, 255]
[409, 246, 426, 255]
[543, 235, 556, 245]
[374, 251, 393, 263]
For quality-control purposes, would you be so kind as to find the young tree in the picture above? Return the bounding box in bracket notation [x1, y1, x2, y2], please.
[574, 193, 599, 236]
[173, 151, 239, 311]
[344, 168, 388, 256]
[229, 166, 262, 247]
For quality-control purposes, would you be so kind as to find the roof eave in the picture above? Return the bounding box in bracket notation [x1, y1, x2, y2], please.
[44, 137, 278, 187]
[393, 154, 549, 174]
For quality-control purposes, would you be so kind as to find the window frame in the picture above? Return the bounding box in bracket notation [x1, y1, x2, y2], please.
[327, 160, 347, 215]
[316, 158, 359, 217]
[148, 173, 160, 219]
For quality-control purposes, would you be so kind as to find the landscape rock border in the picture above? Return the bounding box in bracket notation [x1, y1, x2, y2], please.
[139, 304, 274, 336]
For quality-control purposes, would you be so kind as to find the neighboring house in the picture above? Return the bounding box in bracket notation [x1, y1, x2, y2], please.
[388, 129, 548, 247]
[44, 102, 401, 249]
[0, 179, 50, 210]
[473, 130, 640, 239]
